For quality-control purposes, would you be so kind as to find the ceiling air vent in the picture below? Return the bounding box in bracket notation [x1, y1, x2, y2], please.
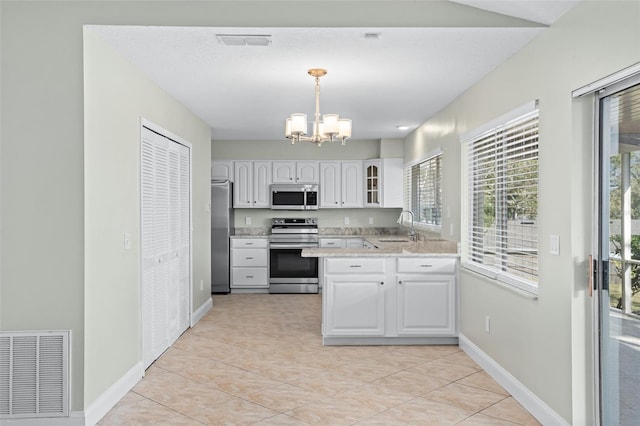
[216, 34, 272, 47]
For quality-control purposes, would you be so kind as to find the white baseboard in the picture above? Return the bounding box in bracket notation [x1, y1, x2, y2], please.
[459, 334, 569, 426]
[191, 296, 212, 327]
[83, 362, 143, 426]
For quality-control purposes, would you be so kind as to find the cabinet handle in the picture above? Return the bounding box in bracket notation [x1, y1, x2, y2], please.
[420, 264, 433, 268]
[349, 265, 362, 268]
[245, 243, 254, 245]
[246, 257, 254, 260]
[246, 275, 254, 278]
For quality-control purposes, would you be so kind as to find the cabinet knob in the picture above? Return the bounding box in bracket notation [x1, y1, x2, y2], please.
[398, 280, 403, 284]
[335, 201, 338, 204]
[380, 281, 384, 285]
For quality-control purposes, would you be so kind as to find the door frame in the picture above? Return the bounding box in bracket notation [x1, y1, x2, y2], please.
[591, 72, 640, 425]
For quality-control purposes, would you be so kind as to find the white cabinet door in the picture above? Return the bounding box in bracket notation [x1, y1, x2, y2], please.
[272, 161, 296, 183]
[296, 161, 319, 183]
[325, 275, 386, 336]
[341, 161, 363, 208]
[381, 158, 403, 208]
[320, 162, 341, 207]
[233, 161, 253, 207]
[253, 161, 271, 207]
[396, 274, 456, 336]
[211, 161, 234, 181]
[364, 159, 381, 207]
[233, 161, 271, 207]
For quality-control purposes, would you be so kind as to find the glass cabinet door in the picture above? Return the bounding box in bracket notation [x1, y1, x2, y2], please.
[365, 160, 380, 206]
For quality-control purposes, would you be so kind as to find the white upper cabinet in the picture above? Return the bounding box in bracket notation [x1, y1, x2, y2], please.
[364, 158, 403, 208]
[211, 160, 234, 181]
[320, 162, 341, 207]
[341, 161, 363, 208]
[272, 161, 319, 183]
[320, 161, 363, 208]
[233, 161, 271, 208]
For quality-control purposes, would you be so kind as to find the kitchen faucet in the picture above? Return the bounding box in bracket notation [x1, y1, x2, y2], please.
[398, 210, 416, 241]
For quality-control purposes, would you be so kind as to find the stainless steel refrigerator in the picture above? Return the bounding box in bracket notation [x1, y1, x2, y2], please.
[211, 179, 234, 293]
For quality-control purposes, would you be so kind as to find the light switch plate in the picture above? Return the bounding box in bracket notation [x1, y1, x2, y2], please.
[550, 234, 560, 255]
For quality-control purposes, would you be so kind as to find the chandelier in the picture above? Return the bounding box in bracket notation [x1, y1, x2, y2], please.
[285, 68, 352, 146]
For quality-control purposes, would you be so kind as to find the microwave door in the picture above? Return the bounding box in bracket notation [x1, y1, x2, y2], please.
[272, 190, 306, 210]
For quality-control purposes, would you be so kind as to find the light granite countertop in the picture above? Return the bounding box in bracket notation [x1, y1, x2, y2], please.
[303, 237, 459, 258]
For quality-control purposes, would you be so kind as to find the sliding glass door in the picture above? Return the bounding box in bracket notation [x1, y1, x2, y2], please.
[596, 76, 640, 425]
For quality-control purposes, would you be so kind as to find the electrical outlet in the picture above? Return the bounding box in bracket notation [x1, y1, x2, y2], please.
[369, 217, 374, 225]
[200, 280, 204, 291]
[485, 316, 491, 334]
[245, 216, 252, 225]
[450, 223, 454, 236]
[344, 217, 350, 225]
[123, 233, 131, 250]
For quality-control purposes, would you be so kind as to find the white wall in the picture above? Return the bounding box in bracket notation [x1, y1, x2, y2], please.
[403, 1, 640, 423]
[83, 29, 211, 405]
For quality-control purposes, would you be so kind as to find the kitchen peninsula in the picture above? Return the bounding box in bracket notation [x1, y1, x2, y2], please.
[302, 237, 460, 346]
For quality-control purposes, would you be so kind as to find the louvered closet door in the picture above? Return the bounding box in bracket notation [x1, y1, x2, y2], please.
[141, 126, 191, 369]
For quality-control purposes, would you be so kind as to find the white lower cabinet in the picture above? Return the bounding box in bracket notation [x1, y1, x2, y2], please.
[322, 256, 458, 343]
[396, 274, 456, 335]
[230, 238, 268, 289]
[325, 275, 386, 336]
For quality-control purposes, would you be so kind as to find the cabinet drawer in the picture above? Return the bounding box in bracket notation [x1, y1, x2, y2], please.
[320, 238, 344, 248]
[397, 257, 456, 274]
[232, 249, 268, 267]
[232, 267, 268, 287]
[231, 238, 268, 248]
[326, 258, 386, 274]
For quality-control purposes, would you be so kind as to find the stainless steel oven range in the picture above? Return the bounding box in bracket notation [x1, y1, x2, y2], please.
[269, 218, 319, 294]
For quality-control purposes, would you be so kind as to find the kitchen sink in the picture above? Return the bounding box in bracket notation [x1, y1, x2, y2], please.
[378, 238, 412, 243]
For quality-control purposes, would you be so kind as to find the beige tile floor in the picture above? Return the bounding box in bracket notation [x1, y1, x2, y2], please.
[99, 294, 541, 425]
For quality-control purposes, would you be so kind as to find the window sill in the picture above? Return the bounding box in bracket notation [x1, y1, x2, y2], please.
[461, 261, 539, 300]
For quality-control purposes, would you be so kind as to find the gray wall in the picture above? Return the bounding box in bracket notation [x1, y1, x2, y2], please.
[403, 1, 640, 423]
[83, 29, 212, 406]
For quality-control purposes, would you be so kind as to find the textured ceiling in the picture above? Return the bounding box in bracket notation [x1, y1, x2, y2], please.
[88, 1, 579, 141]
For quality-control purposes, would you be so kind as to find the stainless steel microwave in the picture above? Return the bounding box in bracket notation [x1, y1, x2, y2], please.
[270, 184, 319, 210]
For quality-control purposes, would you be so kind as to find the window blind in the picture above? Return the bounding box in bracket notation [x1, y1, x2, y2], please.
[464, 109, 539, 289]
[404, 154, 442, 227]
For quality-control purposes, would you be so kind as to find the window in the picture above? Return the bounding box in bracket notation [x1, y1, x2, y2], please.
[462, 103, 539, 292]
[404, 153, 442, 228]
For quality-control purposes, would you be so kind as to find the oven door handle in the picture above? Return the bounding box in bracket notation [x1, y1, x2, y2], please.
[270, 243, 318, 249]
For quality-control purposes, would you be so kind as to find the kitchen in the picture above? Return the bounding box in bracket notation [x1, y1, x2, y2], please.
[210, 146, 461, 346]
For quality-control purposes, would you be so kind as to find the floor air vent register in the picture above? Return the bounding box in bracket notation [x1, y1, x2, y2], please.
[0, 331, 69, 419]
